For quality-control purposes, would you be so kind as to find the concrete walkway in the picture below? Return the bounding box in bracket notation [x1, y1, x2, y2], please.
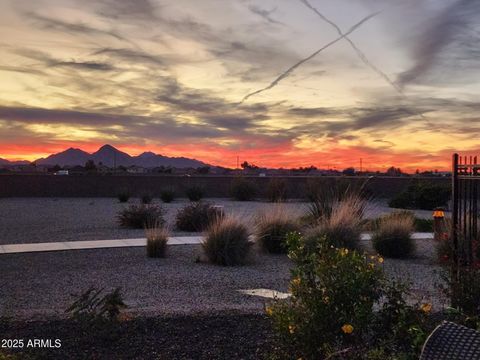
[0, 233, 434, 255]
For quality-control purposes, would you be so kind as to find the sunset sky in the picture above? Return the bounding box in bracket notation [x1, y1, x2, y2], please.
[1, 0, 479, 171]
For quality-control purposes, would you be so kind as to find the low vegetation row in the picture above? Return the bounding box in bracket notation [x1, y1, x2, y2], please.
[113, 178, 450, 211]
[17, 191, 468, 360]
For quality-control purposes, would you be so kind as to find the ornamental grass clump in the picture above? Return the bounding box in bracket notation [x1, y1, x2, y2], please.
[266, 178, 288, 202]
[305, 195, 364, 251]
[175, 202, 224, 232]
[230, 177, 258, 201]
[202, 216, 252, 266]
[145, 220, 169, 258]
[255, 206, 300, 254]
[160, 189, 175, 203]
[372, 212, 415, 258]
[117, 204, 165, 229]
[267, 232, 432, 360]
[186, 186, 204, 201]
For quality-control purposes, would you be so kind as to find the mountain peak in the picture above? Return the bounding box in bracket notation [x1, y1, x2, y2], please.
[137, 151, 157, 158]
[97, 144, 118, 152]
[33, 145, 209, 168]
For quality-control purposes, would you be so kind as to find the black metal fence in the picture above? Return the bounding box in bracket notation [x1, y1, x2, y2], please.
[452, 154, 479, 268]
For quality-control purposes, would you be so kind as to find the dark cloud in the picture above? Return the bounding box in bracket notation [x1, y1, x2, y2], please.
[92, 48, 164, 67]
[51, 61, 115, 71]
[13, 48, 116, 72]
[247, 5, 285, 26]
[24, 11, 130, 43]
[287, 107, 333, 117]
[398, 0, 480, 86]
[96, 0, 159, 21]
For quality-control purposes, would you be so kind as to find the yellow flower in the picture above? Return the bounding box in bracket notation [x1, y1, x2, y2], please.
[323, 296, 330, 304]
[340, 248, 349, 256]
[420, 303, 432, 314]
[289, 324, 296, 334]
[341, 324, 354, 334]
[265, 306, 273, 316]
[292, 277, 301, 287]
[378, 257, 384, 264]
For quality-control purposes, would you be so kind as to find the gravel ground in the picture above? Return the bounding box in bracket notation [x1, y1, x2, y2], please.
[0, 241, 446, 321]
[0, 197, 434, 244]
[0, 245, 292, 320]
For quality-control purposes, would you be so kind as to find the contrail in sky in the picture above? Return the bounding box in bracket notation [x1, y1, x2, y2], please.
[299, 0, 403, 94]
[239, 12, 379, 104]
[299, 0, 428, 121]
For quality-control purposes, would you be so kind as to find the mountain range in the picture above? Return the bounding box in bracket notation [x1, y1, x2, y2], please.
[1, 145, 209, 168]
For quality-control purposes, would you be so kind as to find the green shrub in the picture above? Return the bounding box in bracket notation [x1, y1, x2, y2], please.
[267, 232, 430, 359]
[266, 178, 288, 202]
[202, 216, 252, 266]
[66, 287, 127, 322]
[160, 189, 175, 203]
[372, 212, 415, 258]
[230, 177, 257, 201]
[117, 204, 165, 229]
[175, 202, 224, 232]
[140, 193, 153, 204]
[389, 181, 450, 210]
[145, 221, 169, 258]
[186, 186, 204, 201]
[305, 196, 364, 250]
[117, 190, 131, 203]
[255, 207, 300, 254]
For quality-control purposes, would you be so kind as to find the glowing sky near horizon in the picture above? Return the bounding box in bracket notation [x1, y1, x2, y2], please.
[1, 0, 480, 171]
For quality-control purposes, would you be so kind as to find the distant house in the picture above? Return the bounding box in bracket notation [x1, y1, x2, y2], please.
[127, 165, 147, 174]
[67, 165, 86, 175]
[54, 170, 69, 176]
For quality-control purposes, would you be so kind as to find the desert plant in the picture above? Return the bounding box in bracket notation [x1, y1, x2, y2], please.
[160, 189, 175, 203]
[305, 196, 365, 250]
[305, 180, 368, 224]
[117, 204, 165, 229]
[66, 287, 127, 322]
[140, 193, 153, 204]
[117, 189, 131, 203]
[389, 181, 450, 210]
[175, 202, 224, 232]
[266, 178, 288, 202]
[365, 211, 434, 233]
[372, 212, 415, 258]
[186, 186, 204, 201]
[267, 232, 431, 360]
[202, 216, 252, 266]
[255, 206, 300, 254]
[145, 220, 169, 258]
[230, 177, 257, 201]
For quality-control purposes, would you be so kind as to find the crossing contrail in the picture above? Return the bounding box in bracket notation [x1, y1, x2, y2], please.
[299, 0, 428, 121]
[239, 11, 379, 104]
[299, 0, 403, 94]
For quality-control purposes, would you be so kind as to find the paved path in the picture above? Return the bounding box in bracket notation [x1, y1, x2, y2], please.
[0, 233, 433, 255]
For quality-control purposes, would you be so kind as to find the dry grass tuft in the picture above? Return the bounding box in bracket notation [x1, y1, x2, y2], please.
[203, 215, 252, 266]
[255, 205, 300, 254]
[145, 220, 169, 258]
[305, 196, 365, 250]
[372, 212, 415, 258]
